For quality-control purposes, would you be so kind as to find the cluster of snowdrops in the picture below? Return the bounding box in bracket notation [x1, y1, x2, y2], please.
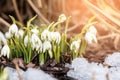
[0, 14, 97, 65]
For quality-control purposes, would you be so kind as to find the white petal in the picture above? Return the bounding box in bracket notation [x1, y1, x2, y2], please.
[1, 44, 10, 58]
[41, 29, 50, 41]
[70, 39, 81, 53]
[5, 32, 11, 39]
[31, 34, 42, 52]
[31, 28, 39, 35]
[89, 26, 97, 35]
[43, 41, 52, 53]
[85, 32, 97, 44]
[18, 29, 24, 38]
[24, 35, 28, 47]
[9, 24, 18, 37]
[85, 32, 93, 44]
[0, 31, 7, 45]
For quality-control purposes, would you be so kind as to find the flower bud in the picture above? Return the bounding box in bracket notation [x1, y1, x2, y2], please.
[58, 14, 66, 23]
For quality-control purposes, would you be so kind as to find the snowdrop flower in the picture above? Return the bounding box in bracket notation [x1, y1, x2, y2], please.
[31, 28, 39, 35]
[31, 34, 42, 52]
[85, 32, 97, 44]
[48, 32, 61, 44]
[5, 32, 11, 39]
[89, 25, 97, 35]
[24, 35, 29, 47]
[104, 52, 120, 67]
[9, 24, 18, 37]
[70, 39, 81, 53]
[58, 14, 66, 23]
[0, 31, 7, 45]
[0, 44, 10, 58]
[41, 29, 50, 41]
[43, 41, 52, 58]
[17, 29, 24, 38]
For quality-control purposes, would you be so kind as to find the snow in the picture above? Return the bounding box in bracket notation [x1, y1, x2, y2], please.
[67, 52, 120, 80]
[5, 67, 56, 80]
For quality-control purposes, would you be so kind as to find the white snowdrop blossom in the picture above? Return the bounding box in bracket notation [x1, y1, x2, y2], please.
[17, 29, 24, 38]
[104, 52, 120, 67]
[58, 14, 66, 23]
[31, 28, 39, 35]
[43, 41, 52, 53]
[0, 31, 7, 45]
[0, 44, 10, 58]
[85, 32, 97, 44]
[31, 34, 42, 52]
[41, 29, 50, 41]
[70, 39, 81, 53]
[48, 32, 61, 44]
[89, 25, 97, 35]
[9, 24, 18, 37]
[24, 35, 29, 47]
[43, 41, 52, 58]
[5, 32, 11, 39]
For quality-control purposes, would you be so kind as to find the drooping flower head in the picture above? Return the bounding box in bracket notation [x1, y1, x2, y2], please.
[0, 44, 10, 59]
[41, 29, 50, 41]
[42, 40, 52, 58]
[48, 31, 61, 44]
[70, 39, 81, 53]
[5, 32, 11, 39]
[85, 32, 97, 44]
[31, 34, 42, 52]
[43, 41, 52, 53]
[9, 24, 18, 37]
[85, 25, 97, 44]
[0, 31, 7, 48]
[58, 14, 66, 23]
[89, 25, 97, 35]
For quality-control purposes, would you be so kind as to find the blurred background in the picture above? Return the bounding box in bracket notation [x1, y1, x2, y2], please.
[0, 0, 120, 62]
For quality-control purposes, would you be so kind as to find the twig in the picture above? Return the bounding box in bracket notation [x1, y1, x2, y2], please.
[27, 0, 50, 24]
[0, 17, 10, 27]
[83, 0, 120, 26]
[12, 0, 23, 23]
[12, 59, 23, 80]
[37, 0, 42, 8]
[15, 64, 23, 80]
